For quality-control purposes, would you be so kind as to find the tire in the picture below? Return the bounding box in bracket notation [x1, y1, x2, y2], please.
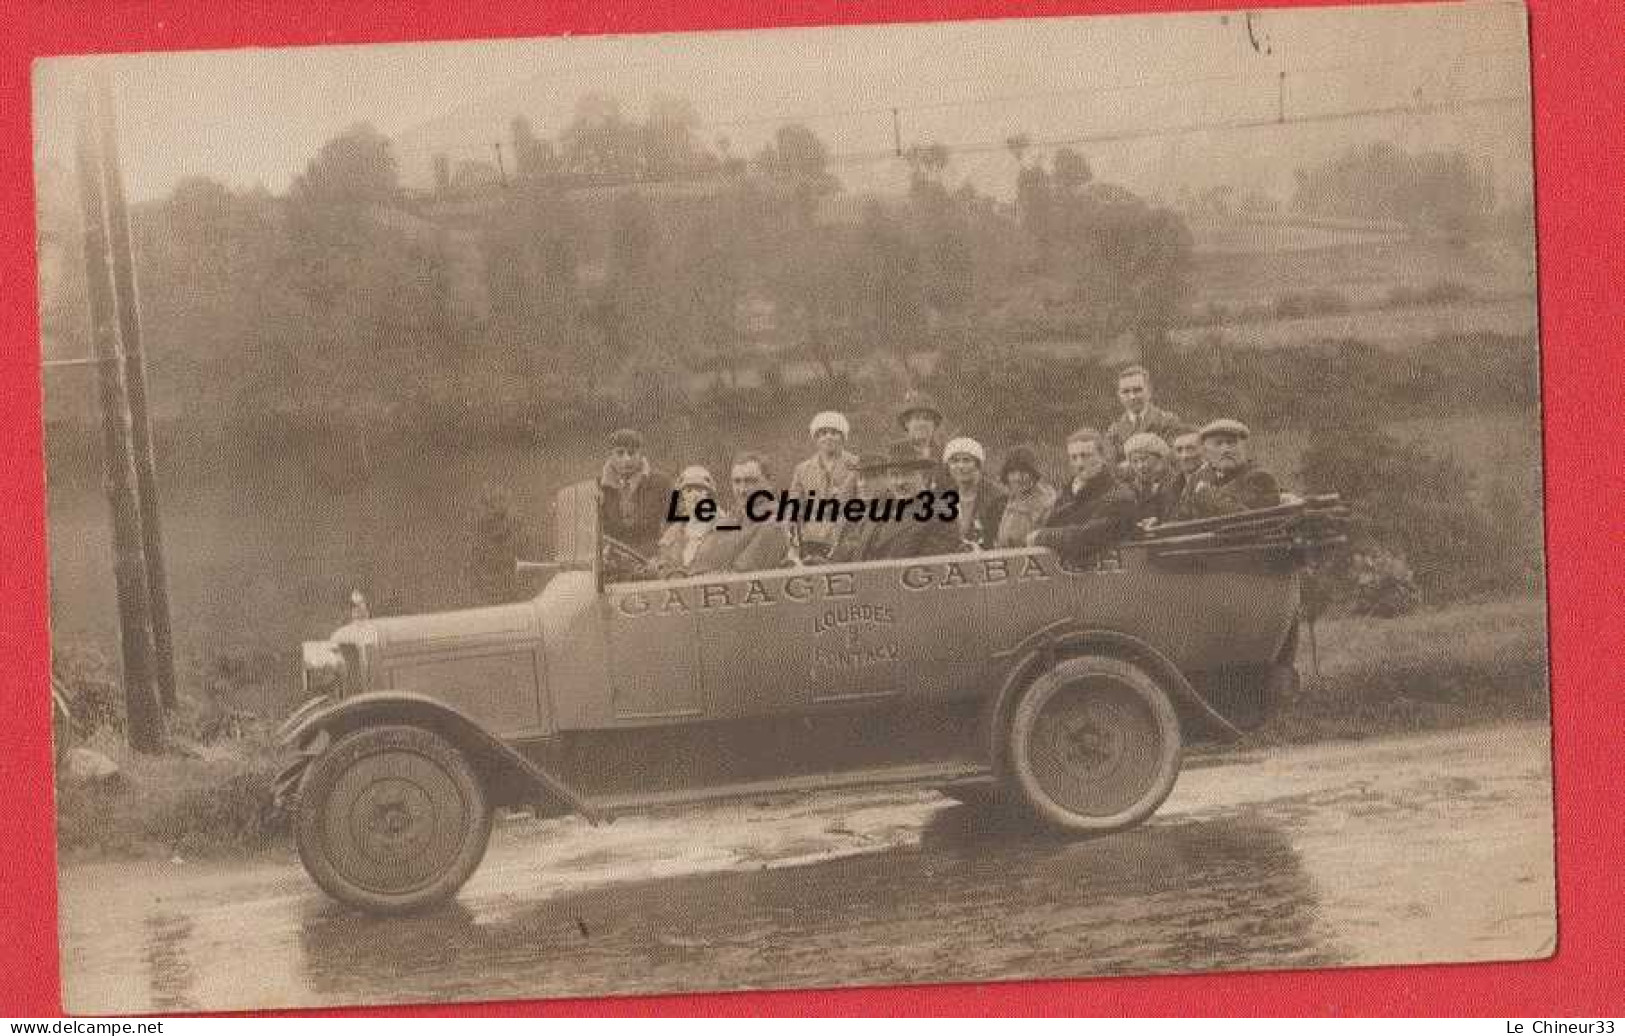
[295, 724, 493, 915]
[1005, 654, 1183, 834]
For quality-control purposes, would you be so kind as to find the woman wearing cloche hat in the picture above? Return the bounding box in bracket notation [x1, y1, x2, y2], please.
[995, 445, 1058, 547]
[942, 437, 1006, 550]
[648, 465, 722, 579]
[788, 410, 860, 561]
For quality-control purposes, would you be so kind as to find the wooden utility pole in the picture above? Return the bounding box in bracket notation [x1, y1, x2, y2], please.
[74, 111, 163, 753]
[95, 75, 177, 712]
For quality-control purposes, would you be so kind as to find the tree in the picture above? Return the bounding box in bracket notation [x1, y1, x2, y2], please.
[1051, 147, 1092, 196]
[851, 203, 928, 371]
[755, 123, 839, 226]
[641, 94, 709, 180]
[1292, 141, 1494, 236]
[1003, 149, 1193, 348]
[561, 93, 639, 178]
[512, 116, 557, 181]
[289, 123, 398, 207]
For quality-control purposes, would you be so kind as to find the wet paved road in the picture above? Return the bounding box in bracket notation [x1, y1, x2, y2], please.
[58, 722, 1555, 1013]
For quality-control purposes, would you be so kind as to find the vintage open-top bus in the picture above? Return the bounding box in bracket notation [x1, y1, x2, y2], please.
[278, 481, 1345, 914]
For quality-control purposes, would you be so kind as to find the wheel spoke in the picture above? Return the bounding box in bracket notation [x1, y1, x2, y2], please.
[322, 748, 469, 896]
[1025, 674, 1168, 819]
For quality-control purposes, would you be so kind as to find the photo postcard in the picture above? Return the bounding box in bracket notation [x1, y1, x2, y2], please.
[34, 0, 1553, 1013]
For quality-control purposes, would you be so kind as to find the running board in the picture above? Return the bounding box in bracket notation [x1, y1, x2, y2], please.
[588, 760, 993, 818]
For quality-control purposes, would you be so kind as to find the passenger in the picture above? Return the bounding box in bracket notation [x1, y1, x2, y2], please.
[942, 437, 1005, 550]
[994, 445, 1058, 548]
[822, 451, 889, 563]
[894, 389, 950, 489]
[647, 466, 723, 579]
[1182, 419, 1283, 518]
[1169, 425, 1205, 519]
[691, 453, 792, 574]
[1028, 427, 1139, 566]
[1171, 426, 1204, 480]
[852, 449, 890, 500]
[1122, 431, 1183, 524]
[1105, 365, 1184, 465]
[598, 428, 674, 579]
[833, 442, 961, 562]
[788, 411, 860, 562]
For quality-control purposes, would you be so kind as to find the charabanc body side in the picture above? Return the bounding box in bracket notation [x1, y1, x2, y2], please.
[278, 480, 1338, 913]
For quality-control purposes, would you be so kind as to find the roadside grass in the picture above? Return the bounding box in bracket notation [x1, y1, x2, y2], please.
[54, 596, 1550, 862]
[1262, 595, 1550, 744]
[54, 724, 287, 863]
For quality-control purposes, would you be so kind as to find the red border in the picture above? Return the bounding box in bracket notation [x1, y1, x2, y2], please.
[4, 0, 1621, 1017]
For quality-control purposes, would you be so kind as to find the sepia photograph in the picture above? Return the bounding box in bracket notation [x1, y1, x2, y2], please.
[34, 1, 1551, 1013]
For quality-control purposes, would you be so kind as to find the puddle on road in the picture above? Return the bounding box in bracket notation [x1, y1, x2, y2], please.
[294, 811, 1339, 1005]
[86, 811, 1339, 1011]
[58, 724, 1555, 1013]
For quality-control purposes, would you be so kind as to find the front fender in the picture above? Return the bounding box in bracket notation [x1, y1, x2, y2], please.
[987, 623, 1245, 775]
[278, 691, 601, 824]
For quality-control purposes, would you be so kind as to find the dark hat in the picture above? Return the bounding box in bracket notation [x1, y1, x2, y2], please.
[607, 427, 645, 450]
[1000, 445, 1043, 482]
[1198, 418, 1250, 442]
[856, 451, 890, 475]
[894, 389, 944, 430]
[884, 439, 937, 473]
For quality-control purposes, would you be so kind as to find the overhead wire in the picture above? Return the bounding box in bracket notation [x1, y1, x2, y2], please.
[399, 45, 1531, 193]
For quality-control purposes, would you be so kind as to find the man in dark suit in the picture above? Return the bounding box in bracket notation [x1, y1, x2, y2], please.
[1183, 419, 1282, 518]
[1030, 427, 1139, 565]
[831, 442, 961, 562]
[1105, 365, 1183, 465]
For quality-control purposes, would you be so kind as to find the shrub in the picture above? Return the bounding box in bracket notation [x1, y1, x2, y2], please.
[53, 645, 125, 738]
[145, 761, 287, 854]
[1297, 419, 1515, 605]
[1349, 547, 1423, 616]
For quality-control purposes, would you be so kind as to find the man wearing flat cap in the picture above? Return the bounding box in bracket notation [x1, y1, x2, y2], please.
[789, 410, 860, 561]
[1182, 419, 1282, 518]
[598, 428, 674, 577]
[894, 389, 950, 489]
[830, 442, 961, 562]
[823, 451, 889, 562]
[1030, 427, 1139, 565]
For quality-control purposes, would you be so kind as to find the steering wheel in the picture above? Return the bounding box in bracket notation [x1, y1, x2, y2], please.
[601, 534, 654, 578]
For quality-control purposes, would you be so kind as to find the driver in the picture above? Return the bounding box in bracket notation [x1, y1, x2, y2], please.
[598, 428, 673, 579]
